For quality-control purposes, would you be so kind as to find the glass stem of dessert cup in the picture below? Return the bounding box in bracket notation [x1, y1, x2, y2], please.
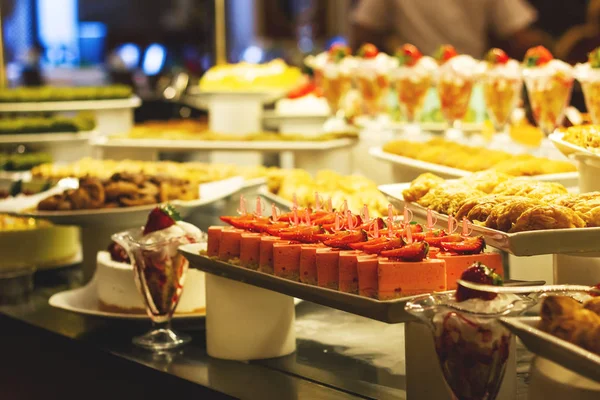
[133, 319, 191, 351]
[445, 119, 466, 143]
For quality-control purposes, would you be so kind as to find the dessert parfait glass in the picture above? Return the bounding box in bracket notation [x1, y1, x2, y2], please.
[405, 292, 535, 400]
[575, 47, 600, 124]
[522, 47, 574, 137]
[437, 54, 482, 142]
[354, 44, 393, 125]
[304, 51, 328, 92]
[481, 50, 523, 150]
[321, 51, 356, 129]
[391, 45, 437, 137]
[113, 226, 202, 350]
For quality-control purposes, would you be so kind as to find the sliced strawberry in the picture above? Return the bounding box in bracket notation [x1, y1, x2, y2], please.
[277, 208, 312, 222]
[362, 238, 403, 255]
[455, 262, 503, 302]
[434, 45, 458, 65]
[409, 222, 423, 233]
[288, 81, 316, 99]
[219, 215, 259, 231]
[348, 236, 389, 250]
[381, 241, 429, 262]
[485, 48, 509, 65]
[524, 46, 553, 67]
[324, 229, 368, 249]
[359, 217, 385, 231]
[311, 213, 337, 226]
[396, 44, 422, 67]
[322, 214, 363, 232]
[329, 43, 351, 63]
[424, 232, 461, 248]
[144, 205, 180, 235]
[441, 236, 485, 255]
[279, 225, 325, 243]
[358, 43, 379, 59]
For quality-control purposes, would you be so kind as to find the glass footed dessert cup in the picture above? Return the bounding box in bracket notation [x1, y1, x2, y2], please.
[437, 76, 476, 142]
[394, 75, 432, 136]
[405, 292, 535, 400]
[581, 80, 600, 124]
[355, 74, 389, 118]
[482, 75, 522, 146]
[112, 227, 201, 351]
[524, 73, 573, 136]
[321, 70, 353, 122]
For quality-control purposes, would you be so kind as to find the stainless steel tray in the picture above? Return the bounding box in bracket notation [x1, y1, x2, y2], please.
[500, 316, 600, 383]
[180, 242, 420, 323]
[379, 183, 600, 257]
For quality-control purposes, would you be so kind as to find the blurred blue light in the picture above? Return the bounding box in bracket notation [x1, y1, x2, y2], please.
[242, 46, 263, 63]
[326, 36, 347, 49]
[143, 43, 166, 75]
[117, 43, 141, 69]
[79, 22, 106, 38]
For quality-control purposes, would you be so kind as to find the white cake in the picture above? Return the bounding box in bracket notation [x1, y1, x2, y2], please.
[96, 251, 206, 314]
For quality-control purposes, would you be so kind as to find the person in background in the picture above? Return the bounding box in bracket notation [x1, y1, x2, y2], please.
[349, 0, 550, 59]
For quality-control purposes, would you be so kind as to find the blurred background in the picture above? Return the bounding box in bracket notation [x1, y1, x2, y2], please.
[1, 0, 599, 113]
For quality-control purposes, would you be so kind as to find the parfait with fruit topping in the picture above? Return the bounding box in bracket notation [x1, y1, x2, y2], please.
[405, 263, 534, 400]
[304, 51, 329, 89]
[112, 204, 204, 350]
[435, 45, 482, 142]
[523, 46, 574, 136]
[575, 47, 600, 124]
[354, 43, 394, 118]
[482, 48, 523, 147]
[320, 44, 356, 124]
[390, 44, 437, 135]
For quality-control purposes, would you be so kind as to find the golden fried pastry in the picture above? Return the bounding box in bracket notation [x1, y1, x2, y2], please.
[79, 178, 105, 208]
[402, 173, 444, 203]
[582, 206, 600, 227]
[538, 296, 600, 356]
[485, 197, 541, 231]
[418, 185, 485, 216]
[525, 183, 569, 199]
[584, 297, 600, 315]
[561, 124, 600, 152]
[382, 138, 576, 175]
[455, 195, 513, 223]
[555, 192, 600, 208]
[509, 204, 586, 233]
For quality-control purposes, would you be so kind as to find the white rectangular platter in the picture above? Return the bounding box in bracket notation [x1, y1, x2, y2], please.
[91, 136, 356, 152]
[378, 182, 600, 256]
[500, 316, 600, 383]
[370, 146, 579, 187]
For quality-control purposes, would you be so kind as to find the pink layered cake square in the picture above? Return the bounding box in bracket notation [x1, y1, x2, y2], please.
[377, 258, 446, 300]
[299, 244, 323, 285]
[357, 255, 378, 298]
[273, 242, 302, 281]
[316, 248, 341, 290]
[436, 252, 503, 290]
[339, 250, 363, 294]
[239, 233, 262, 270]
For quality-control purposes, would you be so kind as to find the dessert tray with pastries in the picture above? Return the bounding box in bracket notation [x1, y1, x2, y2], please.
[379, 170, 600, 256]
[500, 291, 600, 383]
[370, 138, 579, 186]
[0, 173, 244, 225]
[549, 125, 600, 157]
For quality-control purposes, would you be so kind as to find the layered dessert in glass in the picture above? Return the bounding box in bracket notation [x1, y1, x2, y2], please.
[523, 46, 574, 136]
[405, 263, 534, 400]
[390, 44, 437, 134]
[575, 46, 600, 124]
[321, 44, 356, 120]
[112, 205, 203, 350]
[354, 43, 394, 118]
[481, 48, 522, 148]
[435, 45, 481, 141]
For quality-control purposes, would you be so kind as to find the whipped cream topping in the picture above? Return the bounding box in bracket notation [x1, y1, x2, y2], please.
[523, 59, 574, 80]
[275, 93, 330, 116]
[140, 221, 203, 246]
[355, 53, 395, 78]
[305, 52, 329, 71]
[449, 293, 522, 314]
[390, 56, 438, 81]
[484, 59, 522, 80]
[323, 56, 357, 78]
[574, 62, 600, 82]
[438, 55, 483, 80]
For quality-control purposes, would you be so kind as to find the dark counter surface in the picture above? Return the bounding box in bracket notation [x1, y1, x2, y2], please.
[0, 266, 533, 400]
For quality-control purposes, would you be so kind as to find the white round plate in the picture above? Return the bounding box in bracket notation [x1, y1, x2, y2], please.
[0, 176, 245, 226]
[0, 131, 93, 145]
[549, 131, 597, 158]
[49, 278, 205, 320]
[0, 96, 141, 112]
